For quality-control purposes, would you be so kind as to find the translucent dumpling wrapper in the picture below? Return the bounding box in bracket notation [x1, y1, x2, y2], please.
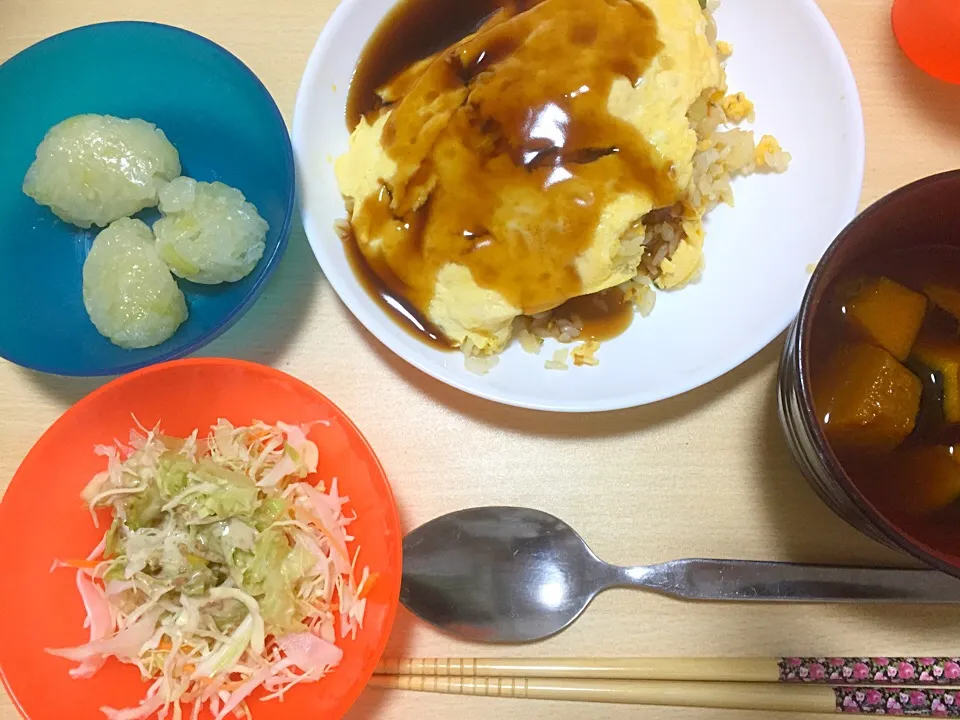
[154, 177, 268, 285]
[23, 114, 181, 229]
[82, 218, 188, 349]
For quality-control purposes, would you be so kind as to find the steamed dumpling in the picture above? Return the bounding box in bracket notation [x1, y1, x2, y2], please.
[154, 177, 268, 285]
[83, 218, 188, 349]
[23, 114, 181, 229]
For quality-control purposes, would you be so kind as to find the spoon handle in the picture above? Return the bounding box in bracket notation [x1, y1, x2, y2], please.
[614, 558, 960, 602]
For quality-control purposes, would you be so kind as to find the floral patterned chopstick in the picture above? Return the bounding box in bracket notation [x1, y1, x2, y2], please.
[372, 673, 960, 715]
[780, 658, 960, 685]
[833, 686, 960, 715]
[378, 655, 960, 686]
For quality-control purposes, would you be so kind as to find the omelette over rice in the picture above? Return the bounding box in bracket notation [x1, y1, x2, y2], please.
[335, 0, 790, 372]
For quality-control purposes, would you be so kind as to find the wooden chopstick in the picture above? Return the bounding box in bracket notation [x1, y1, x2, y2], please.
[369, 675, 960, 714]
[376, 656, 960, 685]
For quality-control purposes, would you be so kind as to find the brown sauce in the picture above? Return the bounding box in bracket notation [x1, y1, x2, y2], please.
[810, 245, 960, 555]
[343, 0, 668, 349]
[554, 287, 634, 341]
[342, 223, 451, 349]
[347, 0, 534, 129]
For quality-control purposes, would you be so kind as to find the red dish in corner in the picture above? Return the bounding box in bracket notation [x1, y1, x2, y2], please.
[0, 358, 401, 720]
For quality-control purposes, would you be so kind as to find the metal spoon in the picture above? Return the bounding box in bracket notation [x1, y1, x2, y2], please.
[401, 506, 960, 643]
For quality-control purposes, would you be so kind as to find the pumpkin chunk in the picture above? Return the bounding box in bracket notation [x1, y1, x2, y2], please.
[891, 446, 960, 515]
[924, 284, 960, 322]
[814, 342, 921, 452]
[911, 333, 960, 423]
[845, 276, 927, 361]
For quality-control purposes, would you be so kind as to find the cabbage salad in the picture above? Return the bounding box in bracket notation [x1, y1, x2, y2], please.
[47, 419, 374, 720]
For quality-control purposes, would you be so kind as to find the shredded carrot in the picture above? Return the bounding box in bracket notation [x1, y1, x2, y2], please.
[183, 663, 196, 674]
[245, 428, 274, 450]
[156, 637, 197, 656]
[357, 573, 380, 601]
[301, 510, 351, 564]
[195, 676, 243, 691]
[62, 558, 102, 569]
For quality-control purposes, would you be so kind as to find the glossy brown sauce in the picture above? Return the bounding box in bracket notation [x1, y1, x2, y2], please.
[347, 0, 533, 129]
[343, 0, 667, 348]
[810, 246, 960, 555]
[554, 287, 634, 341]
[342, 222, 451, 349]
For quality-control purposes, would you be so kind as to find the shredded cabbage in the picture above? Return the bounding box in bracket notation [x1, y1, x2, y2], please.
[47, 419, 371, 720]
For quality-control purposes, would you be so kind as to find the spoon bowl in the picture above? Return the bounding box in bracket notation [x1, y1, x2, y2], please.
[402, 506, 609, 643]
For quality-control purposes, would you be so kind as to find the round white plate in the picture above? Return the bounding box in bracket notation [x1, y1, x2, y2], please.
[293, 0, 865, 412]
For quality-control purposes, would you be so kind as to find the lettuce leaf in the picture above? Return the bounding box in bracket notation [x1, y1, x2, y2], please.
[103, 516, 123, 559]
[123, 483, 164, 530]
[251, 497, 288, 531]
[156, 452, 192, 500]
[181, 553, 218, 596]
[179, 462, 259, 522]
[238, 529, 303, 631]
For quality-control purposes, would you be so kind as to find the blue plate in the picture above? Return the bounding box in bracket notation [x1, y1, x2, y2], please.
[0, 22, 294, 376]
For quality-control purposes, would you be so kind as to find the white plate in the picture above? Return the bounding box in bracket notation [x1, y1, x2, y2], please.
[292, 0, 865, 412]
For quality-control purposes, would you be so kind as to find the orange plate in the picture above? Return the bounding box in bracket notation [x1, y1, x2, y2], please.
[0, 358, 402, 720]
[892, 0, 960, 84]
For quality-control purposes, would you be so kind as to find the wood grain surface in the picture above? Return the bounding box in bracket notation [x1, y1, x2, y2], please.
[3, 0, 960, 718]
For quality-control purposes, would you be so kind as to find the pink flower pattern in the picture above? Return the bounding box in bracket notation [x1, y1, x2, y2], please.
[780, 658, 960, 685]
[780, 658, 960, 714]
[834, 687, 960, 715]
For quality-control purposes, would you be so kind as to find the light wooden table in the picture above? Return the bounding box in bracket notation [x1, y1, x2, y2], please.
[3, 1, 960, 718]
